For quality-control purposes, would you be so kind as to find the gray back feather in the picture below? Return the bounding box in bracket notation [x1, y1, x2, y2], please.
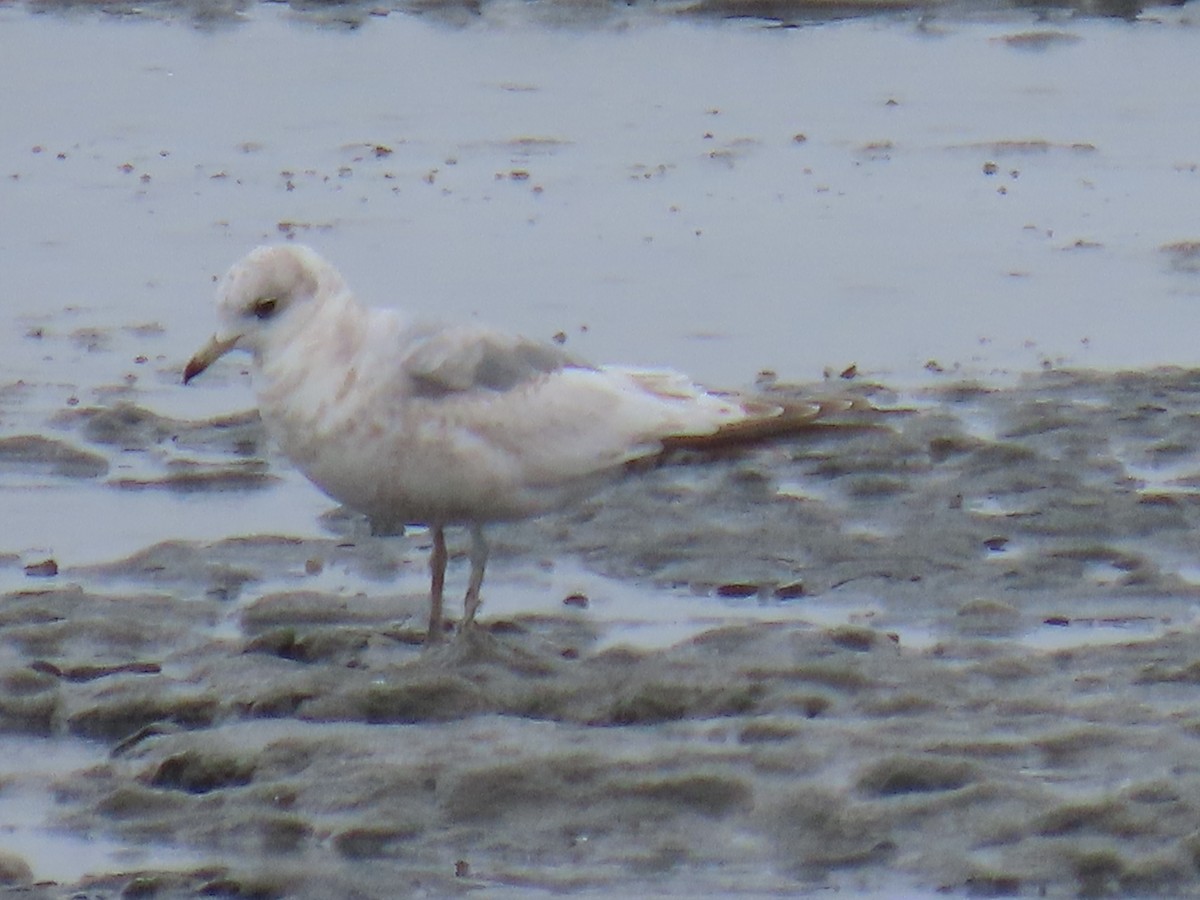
[403, 325, 584, 397]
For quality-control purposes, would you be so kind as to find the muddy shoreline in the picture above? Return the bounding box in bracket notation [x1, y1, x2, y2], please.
[3, 369, 1200, 897]
[13, 0, 1183, 28]
[4, 3, 1200, 893]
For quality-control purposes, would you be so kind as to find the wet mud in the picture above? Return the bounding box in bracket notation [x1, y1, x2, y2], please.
[13, 0, 1177, 26]
[5, 368, 1200, 896]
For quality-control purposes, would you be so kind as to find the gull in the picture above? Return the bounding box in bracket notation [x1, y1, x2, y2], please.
[184, 244, 827, 643]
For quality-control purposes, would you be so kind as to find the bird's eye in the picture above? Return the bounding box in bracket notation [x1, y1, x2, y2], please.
[252, 298, 278, 320]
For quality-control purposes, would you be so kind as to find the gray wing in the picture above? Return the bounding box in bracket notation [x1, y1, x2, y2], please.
[401, 323, 586, 397]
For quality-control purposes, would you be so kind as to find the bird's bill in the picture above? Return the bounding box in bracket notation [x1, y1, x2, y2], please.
[183, 333, 241, 384]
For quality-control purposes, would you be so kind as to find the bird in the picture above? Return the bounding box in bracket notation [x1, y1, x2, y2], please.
[184, 244, 828, 643]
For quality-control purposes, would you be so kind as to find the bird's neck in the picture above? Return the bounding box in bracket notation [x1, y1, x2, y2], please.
[256, 291, 379, 427]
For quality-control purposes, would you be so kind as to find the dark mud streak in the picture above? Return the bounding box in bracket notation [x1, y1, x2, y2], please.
[0, 435, 108, 479]
[12, 0, 1175, 27]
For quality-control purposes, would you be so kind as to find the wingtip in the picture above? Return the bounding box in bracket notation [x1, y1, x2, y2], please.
[651, 393, 885, 458]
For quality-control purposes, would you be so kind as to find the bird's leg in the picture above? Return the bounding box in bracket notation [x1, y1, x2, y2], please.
[427, 525, 447, 644]
[462, 524, 489, 631]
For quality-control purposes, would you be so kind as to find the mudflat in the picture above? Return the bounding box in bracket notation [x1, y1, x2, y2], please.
[3, 1, 1200, 895]
[4, 368, 1200, 896]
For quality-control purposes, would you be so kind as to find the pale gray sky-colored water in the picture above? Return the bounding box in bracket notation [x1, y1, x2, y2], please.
[1, 4, 1199, 564]
[2, 6, 1199, 397]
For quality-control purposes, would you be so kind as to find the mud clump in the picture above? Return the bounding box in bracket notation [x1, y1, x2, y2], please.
[855, 755, 979, 796]
[0, 435, 107, 478]
[148, 749, 257, 794]
[68, 689, 221, 741]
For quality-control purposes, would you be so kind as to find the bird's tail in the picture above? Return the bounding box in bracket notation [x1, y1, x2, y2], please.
[631, 391, 894, 469]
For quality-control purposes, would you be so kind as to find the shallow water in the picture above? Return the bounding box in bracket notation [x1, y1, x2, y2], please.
[2, 2, 1200, 397]
[4, 2, 1200, 898]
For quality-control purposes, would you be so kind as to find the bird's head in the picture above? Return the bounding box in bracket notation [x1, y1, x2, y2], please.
[183, 243, 340, 384]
